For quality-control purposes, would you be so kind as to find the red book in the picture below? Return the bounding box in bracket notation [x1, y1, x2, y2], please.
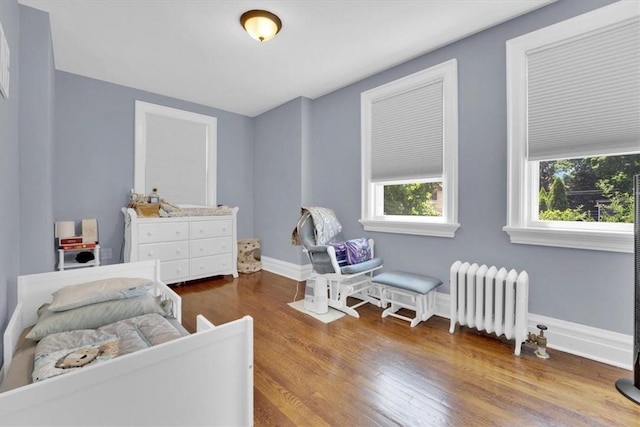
[60, 242, 97, 250]
[59, 237, 83, 245]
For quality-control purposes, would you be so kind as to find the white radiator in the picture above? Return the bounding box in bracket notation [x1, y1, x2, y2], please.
[449, 261, 529, 355]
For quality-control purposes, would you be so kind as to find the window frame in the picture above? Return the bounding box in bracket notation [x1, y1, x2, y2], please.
[503, 2, 638, 253]
[360, 59, 459, 238]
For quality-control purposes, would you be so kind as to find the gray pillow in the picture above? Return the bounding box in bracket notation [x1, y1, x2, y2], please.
[26, 294, 169, 341]
[48, 277, 153, 312]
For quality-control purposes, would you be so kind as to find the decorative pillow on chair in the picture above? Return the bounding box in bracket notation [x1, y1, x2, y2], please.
[328, 242, 349, 267]
[345, 238, 372, 265]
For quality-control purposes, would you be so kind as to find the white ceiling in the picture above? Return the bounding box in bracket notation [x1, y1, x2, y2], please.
[19, 0, 553, 117]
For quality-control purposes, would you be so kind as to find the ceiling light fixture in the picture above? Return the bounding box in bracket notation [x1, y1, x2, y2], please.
[240, 10, 282, 42]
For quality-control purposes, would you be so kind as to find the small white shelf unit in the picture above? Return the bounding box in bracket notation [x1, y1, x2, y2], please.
[57, 245, 101, 271]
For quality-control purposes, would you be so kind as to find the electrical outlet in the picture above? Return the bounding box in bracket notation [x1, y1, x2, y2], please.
[101, 247, 112, 260]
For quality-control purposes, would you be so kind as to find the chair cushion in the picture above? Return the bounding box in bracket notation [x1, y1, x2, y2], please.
[373, 271, 442, 294]
[340, 257, 383, 275]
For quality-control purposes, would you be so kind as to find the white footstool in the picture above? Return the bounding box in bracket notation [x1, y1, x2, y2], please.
[373, 271, 443, 327]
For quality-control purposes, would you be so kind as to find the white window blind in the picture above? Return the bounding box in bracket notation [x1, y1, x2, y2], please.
[527, 19, 640, 161]
[370, 80, 443, 181]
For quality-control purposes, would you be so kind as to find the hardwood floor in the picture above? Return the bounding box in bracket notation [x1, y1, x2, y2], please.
[174, 271, 640, 426]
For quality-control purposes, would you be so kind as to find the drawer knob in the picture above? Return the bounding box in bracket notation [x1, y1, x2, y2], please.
[200, 247, 204, 252]
[176, 249, 181, 254]
[176, 230, 181, 235]
[147, 232, 152, 236]
[147, 252, 153, 257]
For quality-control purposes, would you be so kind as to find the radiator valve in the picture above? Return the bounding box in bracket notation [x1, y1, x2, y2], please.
[527, 324, 550, 359]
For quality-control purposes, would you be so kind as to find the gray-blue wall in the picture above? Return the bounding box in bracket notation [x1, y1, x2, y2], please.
[254, 97, 311, 265]
[0, 0, 22, 368]
[19, 6, 55, 275]
[54, 71, 256, 264]
[309, 0, 631, 334]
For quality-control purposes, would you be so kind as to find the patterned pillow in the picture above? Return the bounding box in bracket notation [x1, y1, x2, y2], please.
[345, 238, 372, 265]
[328, 242, 348, 267]
[26, 294, 169, 341]
[48, 277, 153, 312]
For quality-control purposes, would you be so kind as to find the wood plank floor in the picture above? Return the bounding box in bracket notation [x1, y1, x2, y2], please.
[174, 271, 640, 426]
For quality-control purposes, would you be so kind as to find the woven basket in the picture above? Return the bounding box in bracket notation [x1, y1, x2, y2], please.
[136, 203, 160, 217]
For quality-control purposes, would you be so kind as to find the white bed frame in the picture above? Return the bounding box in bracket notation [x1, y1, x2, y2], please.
[0, 260, 253, 426]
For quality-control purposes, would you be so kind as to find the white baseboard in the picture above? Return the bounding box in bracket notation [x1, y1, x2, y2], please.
[435, 292, 633, 370]
[261, 256, 312, 282]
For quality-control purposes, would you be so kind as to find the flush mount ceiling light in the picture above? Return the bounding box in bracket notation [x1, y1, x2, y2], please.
[240, 10, 282, 42]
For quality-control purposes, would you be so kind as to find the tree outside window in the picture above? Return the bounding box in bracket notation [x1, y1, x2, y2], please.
[538, 154, 639, 223]
[383, 182, 442, 216]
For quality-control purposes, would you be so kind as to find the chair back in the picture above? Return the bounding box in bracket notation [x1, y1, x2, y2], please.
[296, 212, 341, 274]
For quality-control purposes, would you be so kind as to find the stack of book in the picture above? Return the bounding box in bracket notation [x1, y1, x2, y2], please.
[58, 237, 98, 250]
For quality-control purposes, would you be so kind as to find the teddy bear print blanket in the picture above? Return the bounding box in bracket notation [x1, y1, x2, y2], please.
[32, 313, 181, 382]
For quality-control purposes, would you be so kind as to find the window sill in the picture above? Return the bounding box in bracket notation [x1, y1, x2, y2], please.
[503, 226, 633, 253]
[360, 218, 460, 238]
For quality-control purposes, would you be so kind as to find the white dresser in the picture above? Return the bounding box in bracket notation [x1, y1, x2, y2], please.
[122, 207, 238, 284]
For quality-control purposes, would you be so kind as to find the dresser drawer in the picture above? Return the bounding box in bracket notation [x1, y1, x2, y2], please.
[138, 222, 189, 244]
[190, 254, 233, 278]
[160, 259, 190, 284]
[190, 220, 232, 239]
[138, 241, 189, 262]
[190, 237, 232, 258]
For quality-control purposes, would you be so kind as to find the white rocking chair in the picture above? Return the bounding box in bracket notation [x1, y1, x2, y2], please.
[295, 210, 383, 318]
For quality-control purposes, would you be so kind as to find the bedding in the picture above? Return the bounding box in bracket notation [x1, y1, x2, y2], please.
[32, 313, 181, 382]
[48, 277, 153, 311]
[33, 338, 120, 382]
[26, 293, 172, 341]
[0, 317, 189, 392]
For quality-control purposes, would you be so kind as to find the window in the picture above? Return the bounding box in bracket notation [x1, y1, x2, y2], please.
[360, 59, 459, 237]
[504, 2, 639, 253]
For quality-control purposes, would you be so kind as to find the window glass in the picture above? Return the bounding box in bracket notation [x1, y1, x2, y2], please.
[382, 182, 442, 217]
[537, 154, 639, 224]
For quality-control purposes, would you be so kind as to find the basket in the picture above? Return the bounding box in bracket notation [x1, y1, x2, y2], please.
[135, 203, 160, 217]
